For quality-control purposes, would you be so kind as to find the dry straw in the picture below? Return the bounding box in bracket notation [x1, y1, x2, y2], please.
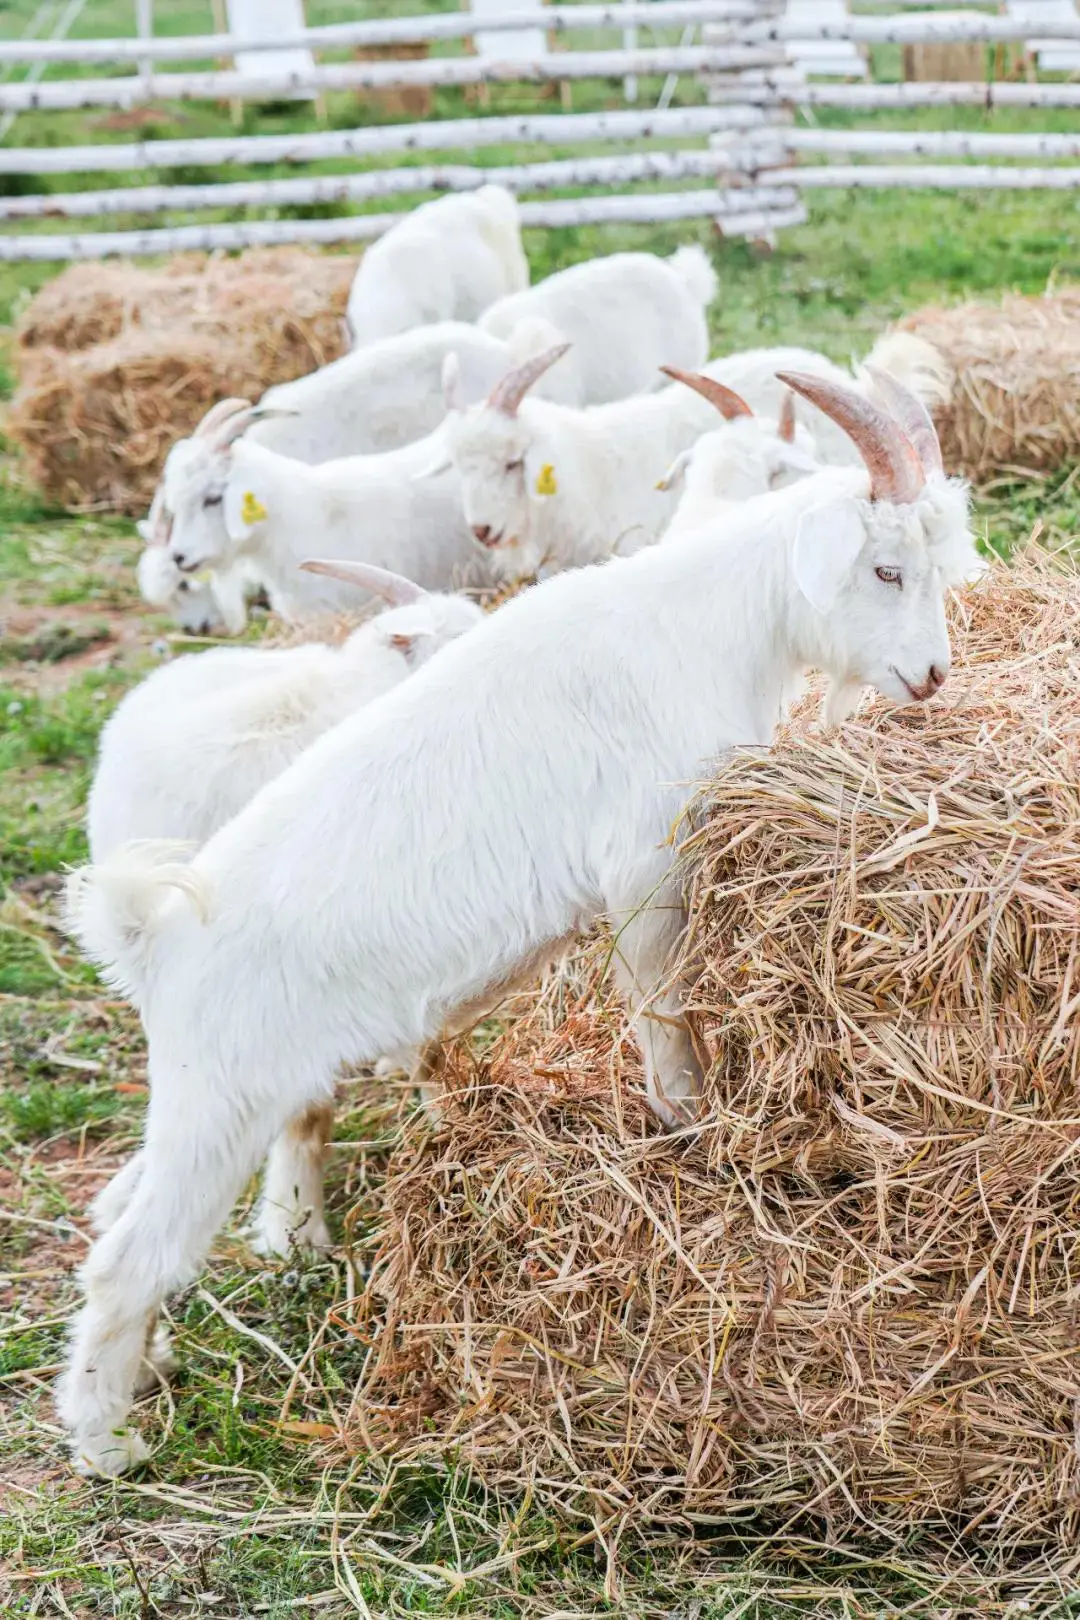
[350, 550, 1080, 1592]
[902, 288, 1080, 482]
[8, 248, 355, 514]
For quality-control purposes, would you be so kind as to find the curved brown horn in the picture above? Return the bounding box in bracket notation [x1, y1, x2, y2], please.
[660, 366, 753, 421]
[487, 343, 572, 417]
[299, 557, 426, 606]
[776, 371, 924, 504]
[777, 388, 796, 444]
[863, 365, 944, 479]
[194, 397, 252, 440]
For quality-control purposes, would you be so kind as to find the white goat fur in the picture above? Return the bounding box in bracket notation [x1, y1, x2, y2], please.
[164, 429, 494, 623]
[479, 246, 718, 405]
[62, 430, 978, 1475]
[88, 579, 482, 1258]
[347, 186, 529, 347]
[444, 333, 950, 581]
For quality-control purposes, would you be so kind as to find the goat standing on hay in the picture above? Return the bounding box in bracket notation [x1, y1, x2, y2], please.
[61, 371, 977, 1476]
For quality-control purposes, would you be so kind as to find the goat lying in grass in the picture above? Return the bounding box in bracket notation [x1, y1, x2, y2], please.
[478, 245, 718, 406]
[347, 185, 530, 347]
[61, 372, 977, 1476]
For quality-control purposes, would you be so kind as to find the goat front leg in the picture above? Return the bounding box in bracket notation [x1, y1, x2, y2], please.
[58, 1087, 282, 1476]
[250, 1102, 335, 1258]
[607, 875, 702, 1129]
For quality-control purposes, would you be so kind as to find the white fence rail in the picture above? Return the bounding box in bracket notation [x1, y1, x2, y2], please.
[0, 0, 758, 63]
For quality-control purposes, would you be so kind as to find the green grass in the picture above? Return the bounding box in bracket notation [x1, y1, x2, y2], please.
[1, 5, 1079, 1612]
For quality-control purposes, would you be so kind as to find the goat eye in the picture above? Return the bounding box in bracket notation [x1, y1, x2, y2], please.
[203, 493, 223, 510]
[875, 565, 902, 587]
[505, 458, 524, 473]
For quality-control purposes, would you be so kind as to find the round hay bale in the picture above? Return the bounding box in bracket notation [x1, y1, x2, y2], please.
[353, 553, 1080, 1582]
[8, 248, 357, 513]
[901, 290, 1080, 482]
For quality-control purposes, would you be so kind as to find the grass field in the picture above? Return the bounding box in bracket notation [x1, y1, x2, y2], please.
[2, 3, 1080, 1614]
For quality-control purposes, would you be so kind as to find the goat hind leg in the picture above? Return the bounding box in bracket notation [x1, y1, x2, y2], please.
[58, 1092, 279, 1477]
[251, 1102, 335, 1259]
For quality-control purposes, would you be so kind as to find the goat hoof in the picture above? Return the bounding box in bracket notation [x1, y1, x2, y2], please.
[71, 1427, 151, 1478]
[248, 1210, 333, 1260]
[133, 1326, 175, 1398]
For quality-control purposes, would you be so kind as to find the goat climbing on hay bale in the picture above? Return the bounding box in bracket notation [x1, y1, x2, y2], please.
[353, 550, 1080, 1584]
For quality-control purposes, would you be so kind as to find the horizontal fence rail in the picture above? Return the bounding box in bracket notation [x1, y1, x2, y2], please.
[0, 150, 749, 221]
[0, 45, 783, 113]
[0, 106, 770, 175]
[0, 1, 759, 64]
[0, 190, 807, 260]
[729, 129, 1080, 158]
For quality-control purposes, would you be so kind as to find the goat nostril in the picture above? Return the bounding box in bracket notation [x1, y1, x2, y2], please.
[929, 664, 946, 690]
[172, 553, 186, 570]
[471, 525, 492, 546]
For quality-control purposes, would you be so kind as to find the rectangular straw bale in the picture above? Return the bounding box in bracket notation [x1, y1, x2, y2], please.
[351, 552, 1080, 1582]
[901, 289, 1080, 481]
[8, 248, 356, 513]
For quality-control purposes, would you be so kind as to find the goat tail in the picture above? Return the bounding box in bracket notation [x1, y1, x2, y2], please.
[64, 842, 209, 1007]
[861, 330, 954, 408]
[667, 244, 720, 311]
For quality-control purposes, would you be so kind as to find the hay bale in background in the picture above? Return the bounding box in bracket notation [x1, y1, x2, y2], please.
[901, 289, 1080, 481]
[353, 553, 1080, 1583]
[9, 248, 356, 513]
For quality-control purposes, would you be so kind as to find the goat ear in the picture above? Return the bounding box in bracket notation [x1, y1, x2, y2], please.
[223, 466, 270, 543]
[656, 449, 692, 492]
[135, 519, 153, 542]
[792, 499, 866, 614]
[411, 448, 453, 482]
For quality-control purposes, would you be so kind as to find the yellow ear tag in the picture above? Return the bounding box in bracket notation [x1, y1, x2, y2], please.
[241, 490, 268, 525]
[534, 463, 558, 497]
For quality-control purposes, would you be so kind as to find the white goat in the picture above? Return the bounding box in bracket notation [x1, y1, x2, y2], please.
[478, 246, 718, 406]
[138, 320, 578, 630]
[88, 558, 482, 1260]
[347, 186, 529, 347]
[159, 404, 492, 624]
[657, 375, 822, 537]
[438, 332, 949, 582]
[61, 372, 977, 1476]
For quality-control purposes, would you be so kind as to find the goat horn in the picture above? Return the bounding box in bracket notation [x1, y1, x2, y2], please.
[194, 397, 253, 439]
[299, 558, 427, 606]
[775, 371, 924, 504]
[660, 366, 753, 420]
[863, 365, 944, 480]
[487, 343, 572, 417]
[777, 388, 796, 444]
[142, 487, 173, 547]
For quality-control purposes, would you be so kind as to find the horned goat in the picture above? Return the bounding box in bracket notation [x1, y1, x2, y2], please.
[438, 332, 950, 582]
[88, 558, 482, 1260]
[60, 371, 978, 1477]
[657, 375, 822, 537]
[346, 186, 529, 347]
[138, 320, 578, 629]
[478, 245, 718, 406]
